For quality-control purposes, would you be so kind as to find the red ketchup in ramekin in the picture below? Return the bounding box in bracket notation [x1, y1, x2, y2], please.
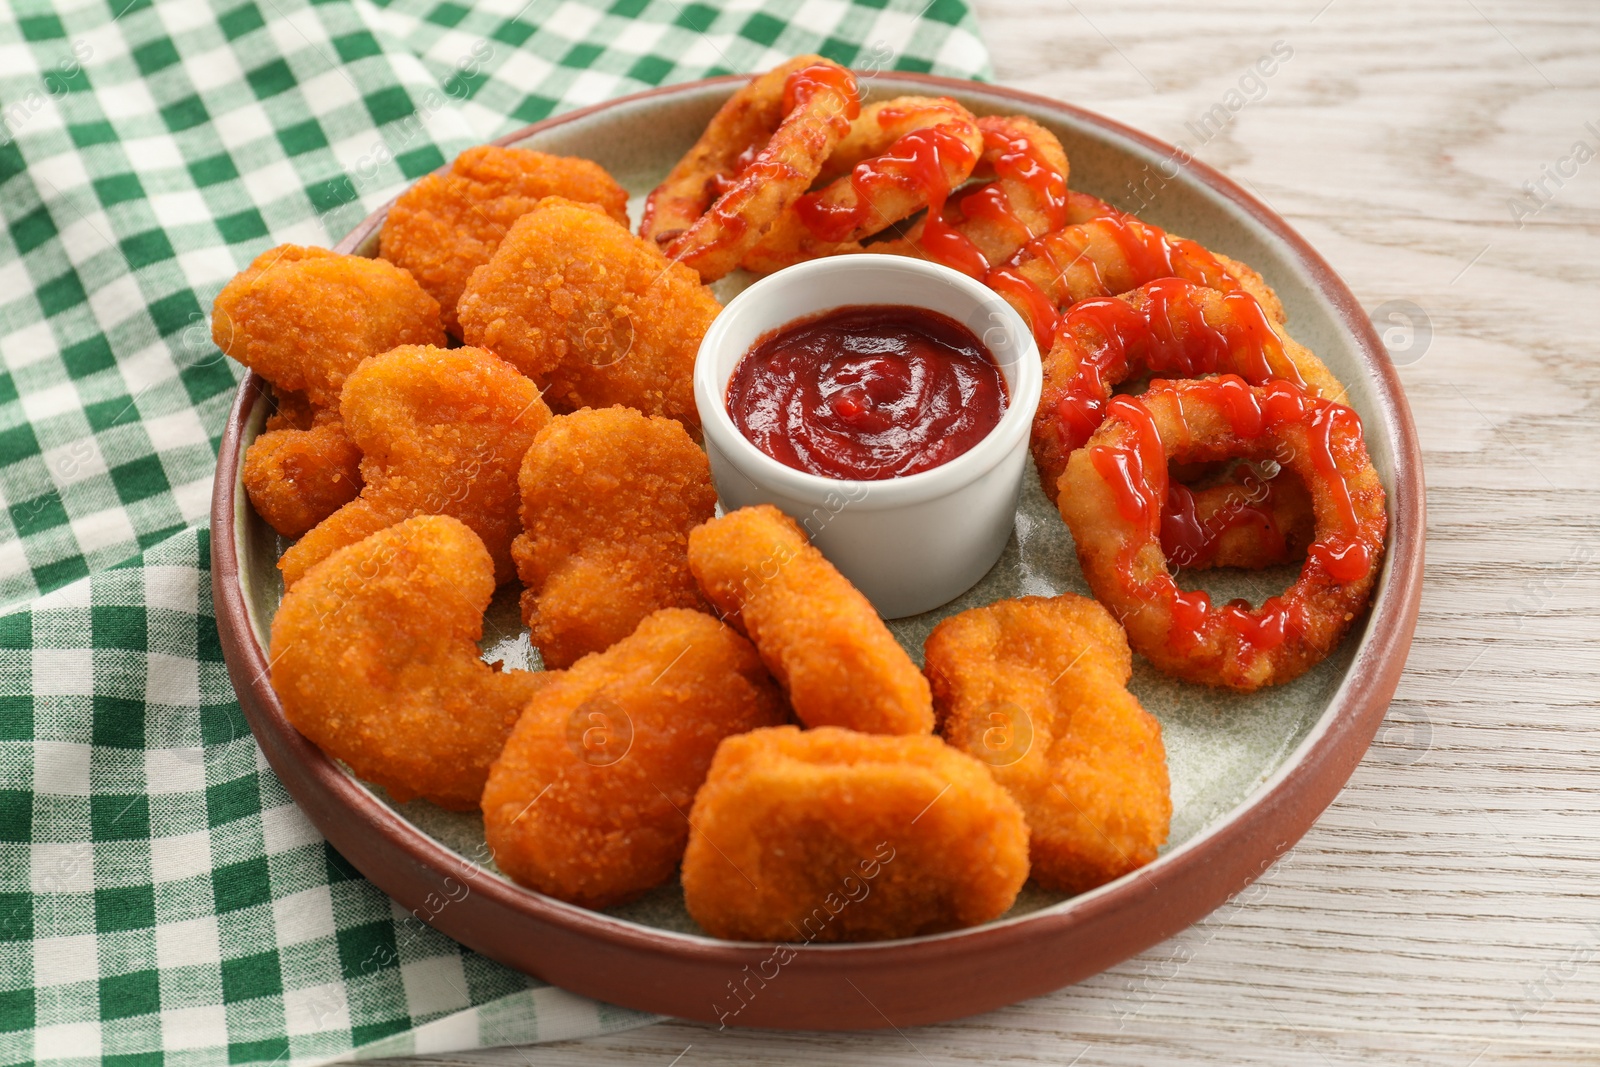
[725, 304, 1008, 480]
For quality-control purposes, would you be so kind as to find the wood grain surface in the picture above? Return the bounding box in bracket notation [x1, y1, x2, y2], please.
[379, 1, 1600, 1062]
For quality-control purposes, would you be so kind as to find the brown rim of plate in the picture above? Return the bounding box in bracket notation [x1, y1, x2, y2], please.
[210, 72, 1426, 1031]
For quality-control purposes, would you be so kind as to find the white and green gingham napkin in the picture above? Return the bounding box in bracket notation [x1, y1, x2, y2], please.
[0, 1, 990, 1063]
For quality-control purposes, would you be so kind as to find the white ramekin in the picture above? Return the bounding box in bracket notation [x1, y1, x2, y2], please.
[694, 254, 1042, 619]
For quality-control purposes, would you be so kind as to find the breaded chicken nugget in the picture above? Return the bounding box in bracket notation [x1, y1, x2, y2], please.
[270, 515, 549, 810]
[687, 505, 932, 735]
[216, 248, 440, 534]
[681, 726, 1029, 941]
[481, 608, 787, 909]
[513, 406, 717, 668]
[243, 414, 363, 537]
[381, 146, 630, 336]
[263, 386, 317, 433]
[923, 595, 1171, 894]
[456, 198, 719, 428]
[278, 345, 551, 589]
[212, 244, 444, 409]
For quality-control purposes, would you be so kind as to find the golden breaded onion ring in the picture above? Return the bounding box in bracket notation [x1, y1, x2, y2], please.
[640, 56, 860, 281]
[1058, 376, 1387, 691]
[872, 114, 1070, 277]
[741, 96, 984, 275]
[1031, 279, 1345, 505]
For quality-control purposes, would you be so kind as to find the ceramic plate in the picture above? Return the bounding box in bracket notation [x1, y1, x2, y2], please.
[210, 73, 1425, 1029]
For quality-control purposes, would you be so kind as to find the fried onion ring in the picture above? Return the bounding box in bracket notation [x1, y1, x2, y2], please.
[872, 114, 1069, 277]
[1031, 278, 1346, 507]
[986, 206, 1285, 355]
[1058, 376, 1387, 691]
[740, 96, 984, 275]
[1163, 460, 1315, 571]
[640, 56, 859, 282]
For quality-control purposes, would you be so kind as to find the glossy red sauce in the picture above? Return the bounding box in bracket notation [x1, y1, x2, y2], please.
[708, 143, 762, 197]
[981, 126, 1070, 230]
[1050, 278, 1299, 455]
[1160, 480, 1284, 569]
[727, 304, 1008, 480]
[682, 64, 859, 241]
[782, 64, 860, 121]
[914, 126, 1070, 280]
[1086, 375, 1374, 660]
[795, 123, 978, 244]
[985, 265, 1059, 352]
[918, 207, 989, 279]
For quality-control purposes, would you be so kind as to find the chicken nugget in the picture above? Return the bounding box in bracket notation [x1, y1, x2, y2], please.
[381, 146, 630, 336]
[263, 386, 317, 432]
[923, 595, 1171, 894]
[212, 244, 444, 409]
[481, 608, 787, 909]
[456, 198, 718, 428]
[513, 406, 717, 668]
[278, 345, 551, 589]
[687, 505, 932, 735]
[681, 726, 1029, 941]
[243, 414, 363, 538]
[270, 515, 549, 810]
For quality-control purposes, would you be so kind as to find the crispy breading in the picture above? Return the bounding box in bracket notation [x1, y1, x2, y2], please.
[212, 244, 443, 409]
[242, 415, 363, 538]
[277, 345, 551, 588]
[380, 146, 629, 335]
[456, 198, 718, 428]
[481, 608, 787, 909]
[681, 726, 1029, 941]
[687, 505, 933, 735]
[513, 407, 717, 668]
[270, 515, 549, 810]
[923, 594, 1171, 893]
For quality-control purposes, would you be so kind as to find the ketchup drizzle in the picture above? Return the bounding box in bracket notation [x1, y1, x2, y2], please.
[1050, 279, 1299, 456]
[795, 124, 978, 244]
[781, 64, 860, 127]
[1085, 375, 1376, 663]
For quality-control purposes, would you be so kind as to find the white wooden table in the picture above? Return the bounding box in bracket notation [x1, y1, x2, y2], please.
[389, 1, 1600, 1062]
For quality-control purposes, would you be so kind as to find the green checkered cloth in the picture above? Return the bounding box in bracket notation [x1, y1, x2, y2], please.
[0, 0, 990, 1063]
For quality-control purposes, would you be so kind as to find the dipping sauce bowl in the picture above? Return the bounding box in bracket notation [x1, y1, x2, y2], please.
[694, 255, 1042, 618]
